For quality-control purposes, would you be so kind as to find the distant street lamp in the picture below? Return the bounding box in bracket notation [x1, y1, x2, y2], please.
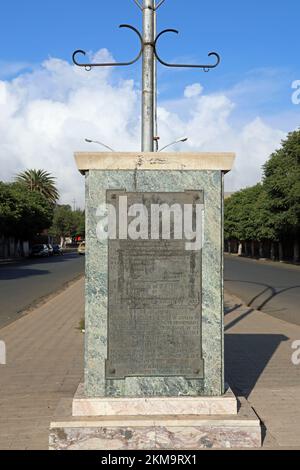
[158, 137, 188, 152]
[85, 138, 115, 152]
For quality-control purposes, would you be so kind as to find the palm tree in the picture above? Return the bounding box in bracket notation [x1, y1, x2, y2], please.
[15, 169, 59, 204]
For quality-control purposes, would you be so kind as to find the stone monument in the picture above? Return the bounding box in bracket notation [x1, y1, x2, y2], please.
[49, 1, 261, 449]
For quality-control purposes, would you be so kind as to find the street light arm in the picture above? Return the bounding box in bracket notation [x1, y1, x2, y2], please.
[85, 139, 115, 152]
[155, 0, 167, 10]
[159, 137, 188, 152]
[134, 0, 166, 10]
[133, 0, 143, 10]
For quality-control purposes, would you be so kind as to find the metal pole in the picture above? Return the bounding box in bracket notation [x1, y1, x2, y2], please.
[142, 0, 154, 152]
[153, 2, 158, 152]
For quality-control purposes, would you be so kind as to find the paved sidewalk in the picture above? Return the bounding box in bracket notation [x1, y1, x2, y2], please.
[0, 277, 300, 449]
[225, 294, 300, 448]
[0, 278, 84, 450]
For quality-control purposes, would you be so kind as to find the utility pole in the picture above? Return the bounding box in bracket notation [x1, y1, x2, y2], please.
[72, 0, 220, 152]
[153, 2, 159, 152]
[142, 0, 155, 152]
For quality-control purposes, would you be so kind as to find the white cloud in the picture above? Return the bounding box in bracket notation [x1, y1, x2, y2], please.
[0, 61, 33, 79]
[0, 52, 287, 207]
[158, 91, 285, 191]
[184, 83, 203, 98]
[0, 50, 140, 207]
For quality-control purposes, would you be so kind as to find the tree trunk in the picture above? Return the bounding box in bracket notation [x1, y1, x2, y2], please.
[294, 238, 300, 263]
[228, 241, 231, 254]
[270, 242, 275, 261]
[259, 241, 264, 259]
[16, 240, 21, 258]
[238, 242, 243, 256]
[251, 241, 255, 258]
[279, 241, 284, 262]
[60, 236, 65, 248]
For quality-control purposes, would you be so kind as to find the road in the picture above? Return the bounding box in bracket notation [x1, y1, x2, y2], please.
[225, 254, 300, 326]
[1, 252, 299, 329]
[0, 253, 85, 329]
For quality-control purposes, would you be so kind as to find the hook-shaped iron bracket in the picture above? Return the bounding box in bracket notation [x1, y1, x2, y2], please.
[72, 24, 220, 73]
[72, 24, 143, 71]
[154, 29, 220, 71]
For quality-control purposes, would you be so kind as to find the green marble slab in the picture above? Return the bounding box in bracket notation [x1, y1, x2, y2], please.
[84, 170, 224, 397]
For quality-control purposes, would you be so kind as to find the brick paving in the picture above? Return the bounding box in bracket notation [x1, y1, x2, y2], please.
[225, 294, 300, 448]
[0, 277, 300, 449]
[0, 278, 84, 450]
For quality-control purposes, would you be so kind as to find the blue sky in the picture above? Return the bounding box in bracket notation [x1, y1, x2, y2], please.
[1, 0, 299, 113]
[0, 0, 299, 205]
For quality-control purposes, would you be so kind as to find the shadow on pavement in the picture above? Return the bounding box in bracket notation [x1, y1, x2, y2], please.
[0, 268, 50, 280]
[0, 254, 82, 280]
[225, 278, 300, 319]
[224, 303, 243, 315]
[225, 333, 289, 398]
[224, 307, 254, 331]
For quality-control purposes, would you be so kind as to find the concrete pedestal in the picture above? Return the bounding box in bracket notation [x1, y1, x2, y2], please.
[49, 386, 261, 450]
[76, 152, 236, 398]
[72, 383, 238, 417]
[48, 151, 262, 450]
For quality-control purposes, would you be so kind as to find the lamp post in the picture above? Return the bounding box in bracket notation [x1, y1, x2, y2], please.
[72, 1, 220, 152]
[142, 0, 155, 152]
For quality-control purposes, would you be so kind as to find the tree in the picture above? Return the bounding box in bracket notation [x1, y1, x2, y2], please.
[49, 205, 73, 246]
[263, 129, 300, 262]
[0, 182, 54, 240]
[225, 185, 259, 246]
[224, 184, 276, 257]
[49, 206, 85, 246]
[69, 209, 85, 239]
[15, 169, 59, 204]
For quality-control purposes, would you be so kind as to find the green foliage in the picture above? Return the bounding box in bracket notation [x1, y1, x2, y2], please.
[49, 205, 85, 240]
[1, 169, 84, 243]
[0, 182, 54, 239]
[15, 169, 59, 204]
[225, 184, 275, 241]
[70, 209, 85, 237]
[225, 129, 300, 243]
[263, 129, 300, 237]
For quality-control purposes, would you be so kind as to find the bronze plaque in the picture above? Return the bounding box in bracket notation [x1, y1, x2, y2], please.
[106, 191, 204, 379]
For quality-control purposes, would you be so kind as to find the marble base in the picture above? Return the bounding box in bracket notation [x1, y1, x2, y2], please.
[72, 384, 237, 417]
[83, 169, 227, 397]
[49, 397, 261, 450]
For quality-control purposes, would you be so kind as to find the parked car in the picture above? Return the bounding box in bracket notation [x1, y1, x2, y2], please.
[30, 244, 49, 257]
[47, 244, 54, 256]
[52, 244, 64, 256]
[78, 241, 85, 255]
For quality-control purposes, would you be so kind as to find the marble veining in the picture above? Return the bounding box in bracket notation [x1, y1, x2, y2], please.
[49, 424, 261, 450]
[85, 170, 224, 397]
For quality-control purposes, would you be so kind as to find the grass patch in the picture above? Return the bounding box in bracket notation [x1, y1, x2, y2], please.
[77, 318, 85, 332]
